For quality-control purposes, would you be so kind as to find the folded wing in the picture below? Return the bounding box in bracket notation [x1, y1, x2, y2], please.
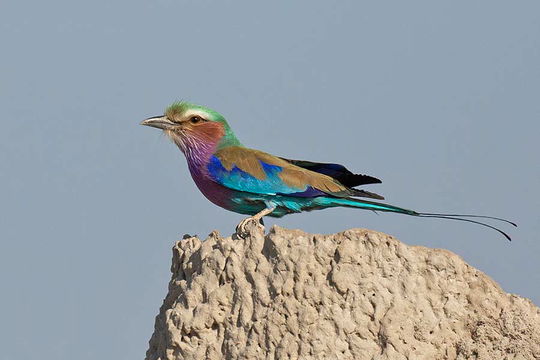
[207, 147, 384, 200]
[280, 158, 382, 187]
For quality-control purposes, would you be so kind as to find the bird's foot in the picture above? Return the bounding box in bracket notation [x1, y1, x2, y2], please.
[236, 216, 265, 237]
[235, 206, 275, 238]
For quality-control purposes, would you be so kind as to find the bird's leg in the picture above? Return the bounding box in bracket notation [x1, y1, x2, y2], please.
[236, 205, 276, 236]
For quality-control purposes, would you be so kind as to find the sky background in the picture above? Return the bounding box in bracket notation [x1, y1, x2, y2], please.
[1, 1, 539, 359]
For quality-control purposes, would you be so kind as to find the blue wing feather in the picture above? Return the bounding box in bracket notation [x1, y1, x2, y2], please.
[207, 155, 324, 197]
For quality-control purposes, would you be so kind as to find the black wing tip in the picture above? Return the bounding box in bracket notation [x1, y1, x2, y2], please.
[349, 174, 382, 185]
[282, 157, 383, 187]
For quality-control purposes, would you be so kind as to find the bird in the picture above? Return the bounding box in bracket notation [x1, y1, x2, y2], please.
[141, 101, 515, 241]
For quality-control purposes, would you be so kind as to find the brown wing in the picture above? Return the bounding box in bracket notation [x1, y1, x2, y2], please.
[214, 146, 383, 199]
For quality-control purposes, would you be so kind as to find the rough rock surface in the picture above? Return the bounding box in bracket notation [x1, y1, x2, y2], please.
[146, 224, 540, 360]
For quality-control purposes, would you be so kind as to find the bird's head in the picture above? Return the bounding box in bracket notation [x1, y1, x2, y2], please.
[141, 102, 241, 156]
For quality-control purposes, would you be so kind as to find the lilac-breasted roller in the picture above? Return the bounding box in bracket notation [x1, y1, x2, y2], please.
[141, 102, 515, 240]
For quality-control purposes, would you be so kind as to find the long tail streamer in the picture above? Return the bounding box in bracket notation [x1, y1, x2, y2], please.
[339, 198, 516, 241]
[416, 213, 515, 242]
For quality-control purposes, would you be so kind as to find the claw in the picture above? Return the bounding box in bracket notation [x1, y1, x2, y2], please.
[235, 216, 263, 237]
[235, 206, 276, 238]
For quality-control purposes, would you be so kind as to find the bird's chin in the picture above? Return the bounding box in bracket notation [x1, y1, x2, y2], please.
[164, 130, 187, 153]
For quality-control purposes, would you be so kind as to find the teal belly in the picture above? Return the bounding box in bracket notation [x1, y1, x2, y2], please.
[229, 193, 336, 218]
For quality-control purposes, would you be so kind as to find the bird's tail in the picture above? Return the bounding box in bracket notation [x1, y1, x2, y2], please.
[327, 197, 516, 241]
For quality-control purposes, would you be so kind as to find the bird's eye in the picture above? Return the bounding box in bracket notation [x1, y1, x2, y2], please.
[190, 116, 203, 124]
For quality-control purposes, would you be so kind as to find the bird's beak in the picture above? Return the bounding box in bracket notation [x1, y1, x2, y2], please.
[140, 116, 176, 130]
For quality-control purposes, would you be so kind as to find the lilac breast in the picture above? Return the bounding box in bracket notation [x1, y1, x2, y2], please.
[188, 164, 233, 211]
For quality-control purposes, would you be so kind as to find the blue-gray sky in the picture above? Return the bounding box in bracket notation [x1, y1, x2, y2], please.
[1, 1, 538, 359]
